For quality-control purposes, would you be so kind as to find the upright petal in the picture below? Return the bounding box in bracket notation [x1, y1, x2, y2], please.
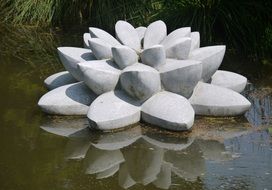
[136, 26, 146, 42]
[144, 20, 167, 49]
[141, 45, 166, 69]
[89, 27, 121, 46]
[190, 32, 200, 51]
[88, 38, 112, 59]
[112, 45, 138, 69]
[161, 27, 191, 48]
[165, 37, 191, 60]
[83, 33, 91, 48]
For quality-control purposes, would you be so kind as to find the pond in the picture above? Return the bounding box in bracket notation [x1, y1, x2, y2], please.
[0, 24, 272, 190]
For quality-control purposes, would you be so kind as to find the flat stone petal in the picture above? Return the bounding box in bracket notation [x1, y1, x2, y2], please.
[189, 82, 251, 116]
[44, 71, 77, 90]
[165, 37, 191, 59]
[78, 60, 121, 95]
[89, 27, 121, 46]
[57, 47, 96, 81]
[88, 38, 112, 59]
[190, 32, 200, 51]
[153, 162, 172, 189]
[96, 164, 119, 179]
[141, 45, 166, 69]
[189, 45, 226, 82]
[112, 45, 138, 69]
[144, 20, 167, 49]
[136, 26, 146, 41]
[115, 20, 141, 51]
[211, 70, 247, 93]
[120, 63, 161, 101]
[161, 27, 191, 48]
[159, 59, 202, 98]
[141, 91, 195, 131]
[87, 91, 141, 131]
[38, 82, 97, 115]
[83, 33, 91, 48]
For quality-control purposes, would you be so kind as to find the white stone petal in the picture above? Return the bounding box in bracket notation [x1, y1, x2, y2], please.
[153, 162, 172, 189]
[96, 164, 119, 179]
[87, 91, 141, 131]
[141, 45, 166, 69]
[189, 82, 251, 116]
[141, 91, 195, 131]
[190, 32, 200, 51]
[57, 47, 96, 81]
[112, 45, 138, 69]
[83, 33, 91, 48]
[115, 20, 141, 51]
[38, 82, 97, 115]
[211, 70, 247, 93]
[88, 38, 112, 59]
[120, 63, 161, 101]
[189, 45, 226, 82]
[136, 26, 146, 41]
[165, 37, 191, 59]
[144, 20, 167, 49]
[44, 71, 77, 90]
[161, 27, 191, 48]
[159, 59, 202, 98]
[89, 27, 121, 46]
[78, 60, 121, 95]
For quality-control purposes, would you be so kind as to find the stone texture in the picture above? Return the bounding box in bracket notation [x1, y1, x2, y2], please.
[161, 27, 191, 48]
[159, 59, 202, 98]
[136, 26, 146, 42]
[141, 91, 195, 131]
[78, 60, 121, 95]
[57, 47, 96, 81]
[38, 82, 97, 115]
[189, 45, 226, 82]
[189, 82, 251, 116]
[87, 91, 141, 131]
[115, 20, 141, 52]
[141, 45, 166, 69]
[89, 27, 121, 46]
[190, 32, 200, 51]
[211, 70, 247, 93]
[165, 37, 191, 60]
[44, 71, 77, 90]
[83, 33, 91, 48]
[88, 38, 112, 59]
[112, 45, 138, 69]
[144, 20, 167, 49]
[120, 63, 161, 101]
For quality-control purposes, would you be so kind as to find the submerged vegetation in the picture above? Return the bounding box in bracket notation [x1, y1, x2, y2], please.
[0, 0, 271, 63]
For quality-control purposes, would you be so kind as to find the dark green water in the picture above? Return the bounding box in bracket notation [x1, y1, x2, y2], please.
[0, 24, 272, 190]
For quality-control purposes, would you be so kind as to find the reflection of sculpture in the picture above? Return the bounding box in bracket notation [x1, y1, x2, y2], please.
[38, 20, 251, 131]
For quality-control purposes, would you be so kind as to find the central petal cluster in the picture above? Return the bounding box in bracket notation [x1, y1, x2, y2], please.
[38, 20, 251, 132]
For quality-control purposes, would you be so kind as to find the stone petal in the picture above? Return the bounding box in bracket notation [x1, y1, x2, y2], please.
[161, 27, 191, 48]
[112, 45, 138, 69]
[87, 91, 141, 131]
[88, 38, 112, 59]
[141, 91, 195, 131]
[211, 70, 247, 93]
[159, 59, 202, 98]
[141, 45, 166, 69]
[144, 20, 167, 49]
[120, 63, 161, 101]
[89, 27, 121, 46]
[190, 32, 200, 51]
[78, 60, 120, 95]
[44, 71, 77, 90]
[96, 164, 119, 179]
[153, 162, 172, 189]
[115, 20, 141, 52]
[136, 26, 146, 41]
[38, 82, 97, 115]
[165, 37, 191, 60]
[189, 45, 226, 82]
[189, 82, 251, 116]
[57, 47, 96, 81]
[83, 33, 91, 48]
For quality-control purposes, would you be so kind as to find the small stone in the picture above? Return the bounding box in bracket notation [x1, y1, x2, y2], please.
[141, 45, 166, 69]
[141, 91, 195, 131]
[211, 70, 247, 93]
[189, 82, 251, 116]
[190, 32, 200, 51]
[120, 63, 161, 101]
[88, 38, 112, 59]
[89, 27, 121, 46]
[144, 20, 167, 49]
[136, 26, 146, 42]
[44, 71, 77, 90]
[38, 82, 97, 115]
[165, 37, 191, 60]
[112, 45, 138, 69]
[83, 33, 91, 48]
[161, 27, 191, 48]
[78, 60, 121, 95]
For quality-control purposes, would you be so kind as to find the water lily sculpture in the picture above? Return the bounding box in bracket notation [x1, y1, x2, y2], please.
[38, 20, 251, 131]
